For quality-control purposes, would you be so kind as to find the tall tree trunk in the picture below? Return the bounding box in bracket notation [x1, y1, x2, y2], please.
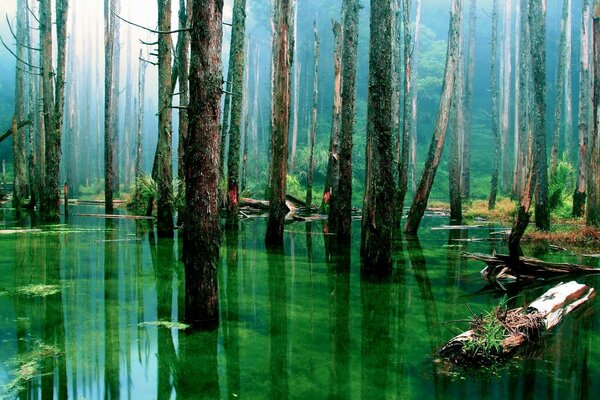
[184, 0, 223, 329]
[241, 40, 250, 193]
[251, 44, 260, 183]
[531, 0, 550, 231]
[461, 0, 476, 199]
[410, 0, 422, 194]
[306, 22, 319, 208]
[588, 3, 600, 227]
[26, 1, 39, 209]
[289, 4, 300, 174]
[123, 16, 133, 188]
[12, 0, 27, 215]
[155, 0, 175, 236]
[574, 0, 591, 217]
[397, 0, 412, 215]
[322, 21, 343, 209]
[449, 4, 464, 223]
[564, 0, 573, 164]
[266, 0, 294, 244]
[176, 0, 191, 226]
[500, 0, 512, 193]
[104, 0, 115, 213]
[551, 0, 570, 173]
[220, 57, 233, 179]
[225, 0, 247, 228]
[135, 51, 147, 185]
[488, 0, 500, 210]
[361, 0, 395, 269]
[111, 0, 121, 193]
[403, 0, 462, 235]
[329, 0, 359, 240]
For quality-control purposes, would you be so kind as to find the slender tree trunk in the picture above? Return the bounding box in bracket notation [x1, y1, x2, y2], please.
[361, 0, 395, 269]
[449, 5, 464, 223]
[329, 0, 359, 240]
[322, 21, 343, 209]
[488, 0, 500, 210]
[565, 0, 573, 164]
[290, 3, 300, 174]
[403, 0, 462, 235]
[588, 3, 600, 227]
[574, 0, 591, 217]
[136, 51, 147, 185]
[251, 44, 260, 183]
[410, 0, 422, 194]
[551, 0, 570, 173]
[123, 18, 133, 188]
[184, 0, 223, 329]
[12, 0, 27, 215]
[306, 22, 319, 208]
[177, 0, 191, 226]
[397, 0, 412, 215]
[500, 0, 512, 193]
[225, 0, 248, 228]
[461, 0, 476, 199]
[111, 0, 121, 192]
[220, 59, 233, 179]
[241, 40, 250, 193]
[155, 0, 175, 236]
[531, 0, 550, 231]
[104, 0, 115, 213]
[265, 0, 294, 244]
[26, 1, 38, 209]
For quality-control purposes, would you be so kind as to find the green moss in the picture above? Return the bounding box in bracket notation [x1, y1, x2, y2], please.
[138, 320, 190, 330]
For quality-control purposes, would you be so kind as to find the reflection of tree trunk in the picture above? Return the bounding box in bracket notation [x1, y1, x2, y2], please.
[224, 231, 241, 398]
[104, 220, 120, 399]
[267, 246, 288, 399]
[177, 330, 220, 398]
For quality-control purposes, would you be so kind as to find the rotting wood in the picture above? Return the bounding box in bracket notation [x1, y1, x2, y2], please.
[439, 281, 596, 366]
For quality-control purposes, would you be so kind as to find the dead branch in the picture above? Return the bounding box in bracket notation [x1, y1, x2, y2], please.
[25, 1, 40, 25]
[139, 57, 158, 66]
[112, 11, 190, 34]
[0, 35, 41, 69]
[0, 120, 32, 144]
[139, 39, 159, 46]
[5, 15, 40, 51]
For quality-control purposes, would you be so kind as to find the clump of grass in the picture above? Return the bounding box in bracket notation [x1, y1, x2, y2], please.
[14, 284, 61, 297]
[464, 198, 518, 223]
[138, 320, 190, 330]
[524, 226, 600, 251]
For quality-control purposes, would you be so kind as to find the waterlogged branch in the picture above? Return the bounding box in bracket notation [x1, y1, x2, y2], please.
[5, 15, 41, 51]
[112, 10, 189, 34]
[0, 35, 41, 69]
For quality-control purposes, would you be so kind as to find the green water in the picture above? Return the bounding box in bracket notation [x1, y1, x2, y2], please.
[0, 206, 599, 399]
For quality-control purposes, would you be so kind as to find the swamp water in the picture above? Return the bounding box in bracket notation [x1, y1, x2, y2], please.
[0, 206, 599, 399]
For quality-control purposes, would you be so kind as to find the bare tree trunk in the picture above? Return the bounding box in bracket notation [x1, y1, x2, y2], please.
[104, 0, 115, 213]
[184, 0, 223, 328]
[551, 0, 570, 173]
[155, 0, 175, 236]
[461, 0, 476, 199]
[403, 0, 462, 235]
[397, 0, 412, 215]
[265, 0, 294, 245]
[111, 0, 121, 192]
[136, 50, 147, 185]
[241, 40, 250, 193]
[306, 22, 319, 208]
[322, 21, 343, 209]
[565, 0, 573, 164]
[329, 0, 359, 240]
[225, 0, 248, 228]
[26, 1, 39, 208]
[574, 0, 591, 217]
[531, 0, 550, 231]
[251, 44, 260, 183]
[500, 0, 512, 193]
[361, 0, 396, 269]
[12, 0, 28, 215]
[449, 4, 464, 223]
[289, 3, 300, 174]
[488, 0, 500, 210]
[588, 3, 600, 227]
[122, 15, 133, 188]
[410, 0, 422, 194]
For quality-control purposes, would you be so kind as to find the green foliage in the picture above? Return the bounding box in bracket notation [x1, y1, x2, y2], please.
[286, 174, 306, 200]
[549, 156, 575, 211]
[126, 175, 157, 215]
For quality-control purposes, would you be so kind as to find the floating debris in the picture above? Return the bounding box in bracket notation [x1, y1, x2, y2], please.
[14, 284, 61, 297]
[138, 321, 190, 330]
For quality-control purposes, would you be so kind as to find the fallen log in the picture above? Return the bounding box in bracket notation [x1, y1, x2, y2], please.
[439, 281, 596, 366]
[75, 213, 155, 220]
[462, 252, 600, 289]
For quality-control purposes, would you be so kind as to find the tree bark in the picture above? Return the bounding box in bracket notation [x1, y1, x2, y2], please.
[574, 0, 591, 218]
[251, 43, 260, 183]
[403, 0, 462, 235]
[500, 0, 512, 193]
[322, 21, 343, 210]
[588, 3, 600, 227]
[360, 0, 396, 269]
[550, 0, 570, 173]
[329, 0, 359, 240]
[241, 39, 250, 193]
[397, 0, 412, 215]
[155, 0, 175, 236]
[306, 21, 319, 208]
[410, 0, 422, 194]
[289, 4, 300, 175]
[461, 0, 476, 199]
[135, 50, 147, 185]
[177, 0, 191, 199]
[184, 0, 223, 329]
[513, 0, 529, 199]
[488, 0, 500, 210]
[449, 5, 464, 224]
[531, 0, 550, 231]
[12, 0, 27, 215]
[265, 0, 294, 245]
[564, 0, 573, 164]
[111, 0, 121, 192]
[104, 0, 115, 213]
[225, 0, 247, 228]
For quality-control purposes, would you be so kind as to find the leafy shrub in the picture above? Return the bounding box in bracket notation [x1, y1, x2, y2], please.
[549, 156, 575, 211]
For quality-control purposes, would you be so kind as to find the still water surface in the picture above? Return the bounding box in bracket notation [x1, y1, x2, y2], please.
[0, 206, 599, 399]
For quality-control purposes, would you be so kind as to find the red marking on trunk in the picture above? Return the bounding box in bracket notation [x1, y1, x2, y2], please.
[323, 190, 331, 204]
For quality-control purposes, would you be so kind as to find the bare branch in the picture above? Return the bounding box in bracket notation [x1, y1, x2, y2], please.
[26, 1, 40, 25]
[16, 65, 40, 76]
[0, 35, 42, 69]
[139, 57, 158, 66]
[223, 21, 232, 27]
[140, 39, 159, 46]
[5, 15, 41, 52]
[112, 11, 189, 34]
[169, 106, 188, 110]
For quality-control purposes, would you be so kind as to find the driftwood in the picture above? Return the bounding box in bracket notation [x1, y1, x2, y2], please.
[463, 252, 600, 289]
[440, 281, 596, 366]
[75, 213, 155, 220]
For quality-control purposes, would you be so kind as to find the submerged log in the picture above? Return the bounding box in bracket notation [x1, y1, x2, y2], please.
[463, 252, 600, 288]
[440, 281, 596, 366]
